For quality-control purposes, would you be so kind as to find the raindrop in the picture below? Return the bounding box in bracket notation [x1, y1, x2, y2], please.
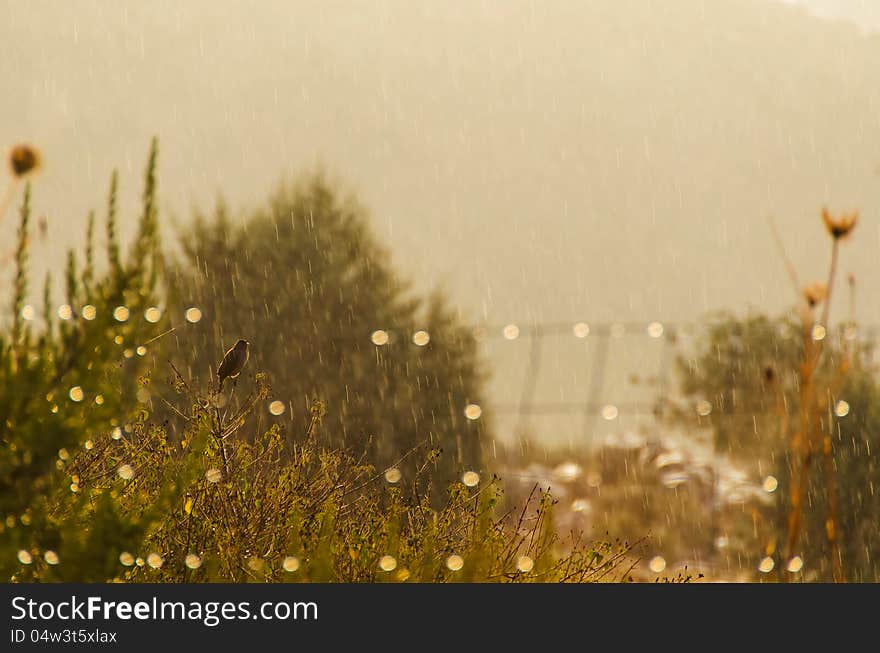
[268, 400, 285, 416]
[136, 346, 147, 356]
[113, 306, 130, 322]
[135, 557, 145, 567]
[396, 568, 411, 581]
[835, 400, 850, 418]
[84, 439, 94, 450]
[571, 498, 591, 513]
[601, 404, 618, 421]
[516, 556, 534, 573]
[185, 307, 202, 323]
[647, 322, 664, 338]
[21, 305, 35, 321]
[758, 557, 775, 573]
[57, 304, 73, 320]
[17, 550, 32, 565]
[412, 330, 430, 346]
[787, 556, 804, 573]
[696, 400, 712, 417]
[502, 324, 520, 340]
[462, 471, 480, 487]
[282, 556, 301, 572]
[446, 554, 464, 571]
[379, 555, 397, 572]
[185, 554, 202, 570]
[371, 330, 389, 346]
[119, 552, 135, 566]
[69, 386, 84, 402]
[111, 427, 123, 440]
[114, 335, 124, 345]
[58, 448, 70, 461]
[144, 307, 162, 323]
[811, 325, 826, 341]
[464, 404, 482, 420]
[43, 550, 59, 565]
[384, 468, 402, 484]
[146, 553, 163, 569]
[205, 468, 222, 483]
[82, 305, 97, 320]
[117, 464, 134, 480]
[573, 322, 590, 338]
[649, 556, 666, 573]
[763, 475, 779, 493]
[553, 462, 582, 482]
[124, 349, 134, 359]
[95, 394, 104, 405]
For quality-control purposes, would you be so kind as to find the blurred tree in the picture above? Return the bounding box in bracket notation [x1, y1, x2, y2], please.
[168, 174, 488, 499]
[671, 311, 880, 581]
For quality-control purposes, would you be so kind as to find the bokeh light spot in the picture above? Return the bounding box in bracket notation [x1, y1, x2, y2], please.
[462, 471, 480, 487]
[649, 556, 666, 573]
[379, 555, 397, 572]
[269, 400, 285, 416]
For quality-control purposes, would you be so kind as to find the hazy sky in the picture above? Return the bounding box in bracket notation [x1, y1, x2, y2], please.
[785, 0, 880, 32]
[3, 0, 880, 446]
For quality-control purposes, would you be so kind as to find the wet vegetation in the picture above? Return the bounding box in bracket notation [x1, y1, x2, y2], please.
[0, 143, 636, 583]
[1, 138, 876, 583]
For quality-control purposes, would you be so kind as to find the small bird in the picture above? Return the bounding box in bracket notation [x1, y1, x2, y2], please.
[217, 339, 249, 390]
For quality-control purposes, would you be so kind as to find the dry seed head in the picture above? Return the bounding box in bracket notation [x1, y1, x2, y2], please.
[802, 281, 827, 309]
[821, 207, 858, 240]
[8, 144, 41, 178]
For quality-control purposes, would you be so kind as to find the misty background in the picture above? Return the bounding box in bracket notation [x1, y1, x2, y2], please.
[3, 0, 880, 447]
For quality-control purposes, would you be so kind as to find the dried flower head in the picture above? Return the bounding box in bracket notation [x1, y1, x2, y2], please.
[822, 207, 858, 240]
[803, 281, 827, 308]
[8, 144, 41, 178]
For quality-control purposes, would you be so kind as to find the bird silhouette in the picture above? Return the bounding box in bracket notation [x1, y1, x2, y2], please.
[217, 339, 249, 390]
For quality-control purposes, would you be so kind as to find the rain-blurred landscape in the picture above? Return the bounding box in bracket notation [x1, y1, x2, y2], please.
[2, 0, 880, 582]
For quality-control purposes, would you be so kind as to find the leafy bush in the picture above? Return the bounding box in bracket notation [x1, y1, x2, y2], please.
[16, 371, 633, 583]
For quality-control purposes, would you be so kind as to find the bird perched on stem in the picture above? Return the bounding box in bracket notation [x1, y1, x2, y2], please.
[217, 339, 249, 390]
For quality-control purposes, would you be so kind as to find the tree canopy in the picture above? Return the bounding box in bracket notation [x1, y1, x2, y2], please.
[169, 174, 488, 498]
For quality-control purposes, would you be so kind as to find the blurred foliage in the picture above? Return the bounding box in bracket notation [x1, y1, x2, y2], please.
[168, 174, 487, 502]
[0, 140, 169, 581]
[671, 311, 880, 581]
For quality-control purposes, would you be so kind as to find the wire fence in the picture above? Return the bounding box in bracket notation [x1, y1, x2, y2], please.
[470, 318, 880, 444]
